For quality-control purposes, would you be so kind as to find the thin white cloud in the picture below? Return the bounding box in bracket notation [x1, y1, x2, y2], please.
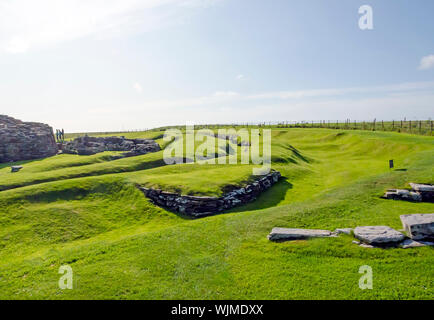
[213, 91, 239, 97]
[247, 81, 434, 100]
[116, 80, 434, 112]
[0, 0, 219, 53]
[419, 54, 434, 70]
[236, 74, 245, 80]
[133, 82, 143, 93]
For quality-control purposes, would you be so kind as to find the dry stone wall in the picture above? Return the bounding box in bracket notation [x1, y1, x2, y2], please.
[139, 171, 281, 217]
[0, 115, 58, 163]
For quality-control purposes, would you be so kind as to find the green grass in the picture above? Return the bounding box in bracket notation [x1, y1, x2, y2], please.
[0, 128, 433, 299]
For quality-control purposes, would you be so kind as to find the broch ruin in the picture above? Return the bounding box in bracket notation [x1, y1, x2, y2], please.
[0, 115, 161, 166]
[0, 115, 58, 163]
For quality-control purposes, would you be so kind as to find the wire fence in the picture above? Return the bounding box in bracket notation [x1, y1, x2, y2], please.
[154, 119, 433, 136]
[66, 119, 434, 137]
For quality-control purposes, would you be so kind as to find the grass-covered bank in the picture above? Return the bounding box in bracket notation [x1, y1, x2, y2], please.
[0, 128, 433, 299]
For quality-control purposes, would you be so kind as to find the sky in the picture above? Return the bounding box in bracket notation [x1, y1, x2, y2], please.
[0, 0, 433, 132]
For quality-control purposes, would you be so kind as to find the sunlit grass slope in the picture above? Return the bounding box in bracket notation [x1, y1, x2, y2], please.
[0, 128, 433, 299]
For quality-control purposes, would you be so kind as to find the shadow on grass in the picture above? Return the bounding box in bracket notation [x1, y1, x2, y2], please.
[228, 177, 293, 213]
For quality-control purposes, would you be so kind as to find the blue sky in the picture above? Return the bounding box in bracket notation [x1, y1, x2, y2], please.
[1, 0, 433, 132]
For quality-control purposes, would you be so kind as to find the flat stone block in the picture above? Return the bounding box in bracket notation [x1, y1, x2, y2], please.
[409, 183, 434, 192]
[400, 239, 434, 249]
[354, 226, 405, 245]
[400, 213, 434, 240]
[268, 227, 332, 241]
[335, 228, 353, 235]
[11, 165, 23, 172]
[359, 243, 375, 248]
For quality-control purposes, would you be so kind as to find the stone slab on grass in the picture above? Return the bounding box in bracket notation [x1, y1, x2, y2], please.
[409, 183, 434, 202]
[11, 166, 23, 173]
[383, 189, 422, 202]
[353, 226, 405, 245]
[409, 183, 434, 192]
[400, 239, 434, 249]
[400, 214, 434, 240]
[335, 228, 353, 235]
[359, 243, 375, 248]
[268, 227, 332, 241]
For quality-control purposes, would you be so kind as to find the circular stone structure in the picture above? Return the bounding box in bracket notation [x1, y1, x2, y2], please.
[0, 115, 58, 163]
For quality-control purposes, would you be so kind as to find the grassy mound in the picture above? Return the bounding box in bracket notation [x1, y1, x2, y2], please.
[0, 128, 433, 299]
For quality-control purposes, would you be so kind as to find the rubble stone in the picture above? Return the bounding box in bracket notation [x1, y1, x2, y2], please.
[63, 135, 160, 157]
[268, 227, 333, 241]
[400, 214, 434, 240]
[335, 228, 353, 235]
[354, 226, 405, 245]
[400, 239, 434, 249]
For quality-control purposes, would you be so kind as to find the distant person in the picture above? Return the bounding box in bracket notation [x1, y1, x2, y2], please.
[55, 129, 59, 142]
[61, 129, 65, 142]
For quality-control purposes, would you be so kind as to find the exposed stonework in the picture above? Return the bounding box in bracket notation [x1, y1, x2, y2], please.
[139, 171, 281, 217]
[383, 183, 434, 203]
[383, 189, 422, 202]
[334, 228, 353, 235]
[63, 135, 160, 156]
[400, 214, 434, 241]
[268, 228, 334, 241]
[0, 115, 58, 163]
[353, 226, 405, 246]
[409, 183, 434, 202]
[268, 218, 434, 249]
[400, 239, 434, 249]
[11, 165, 23, 172]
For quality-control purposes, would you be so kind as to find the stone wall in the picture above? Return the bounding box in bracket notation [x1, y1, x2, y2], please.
[63, 135, 161, 156]
[0, 115, 58, 163]
[138, 171, 281, 217]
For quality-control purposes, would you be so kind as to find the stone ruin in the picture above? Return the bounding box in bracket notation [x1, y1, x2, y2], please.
[139, 171, 281, 217]
[382, 183, 434, 202]
[63, 135, 161, 157]
[268, 213, 434, 249]
[0, 115, 58, 163]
